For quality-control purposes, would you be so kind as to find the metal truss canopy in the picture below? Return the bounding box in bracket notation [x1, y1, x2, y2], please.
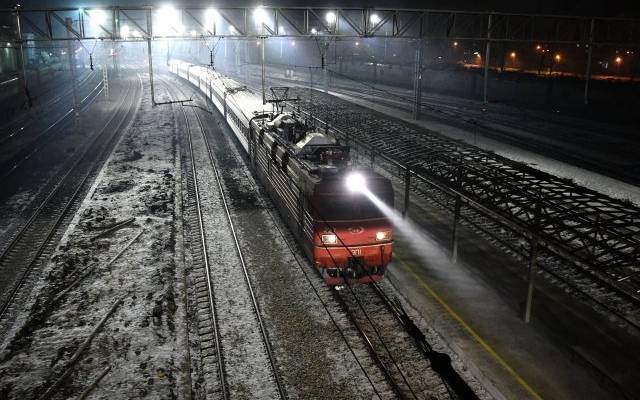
[1, 6, 639, 46]
[290, 91, 640, 306]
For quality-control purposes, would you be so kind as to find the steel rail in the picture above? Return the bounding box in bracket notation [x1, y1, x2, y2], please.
[168, 71, 386, 399]
[0, 68, 98, 145]
[190, 98, 288, 400]
[176, 92, 229, 400]
[0, 75, 141, 324]
[0, 77, 105, 183]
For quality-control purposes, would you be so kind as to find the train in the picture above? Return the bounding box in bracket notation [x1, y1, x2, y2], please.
[169, 60, 394, 285]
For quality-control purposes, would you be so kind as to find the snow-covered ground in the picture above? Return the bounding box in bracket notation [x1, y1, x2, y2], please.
[0, 75, 191, 399]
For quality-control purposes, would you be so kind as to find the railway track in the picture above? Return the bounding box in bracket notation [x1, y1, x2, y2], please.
[0, 73, 105, 182]
[0, 69, 99, 146]
[168, 71, 483, 399]
[0, 74, 142, 335]
[167, 78, 286, 399]
[334, 283, 451, 400]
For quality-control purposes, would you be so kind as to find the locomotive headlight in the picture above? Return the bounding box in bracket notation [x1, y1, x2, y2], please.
[346, 172, 366, 193]
[376, 231, 391, 241]
[321, 234, 338, 244]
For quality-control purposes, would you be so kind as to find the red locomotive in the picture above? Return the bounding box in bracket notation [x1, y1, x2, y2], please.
[170, 61, 394, 285]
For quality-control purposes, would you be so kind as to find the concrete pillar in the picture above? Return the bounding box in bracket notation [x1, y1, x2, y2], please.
[524, 238, 538, 323]
[15, 7, 30, 108]
[583, 19, 595, 105]
[403, 167, 411, 218]
[146, 10, 155, 105]
[261, 37, 266, 104]
[65, 18, 78, 113]
[412, 39, 423, 120]
[451, 196, 462, 263]
[483, 14, 492, 104]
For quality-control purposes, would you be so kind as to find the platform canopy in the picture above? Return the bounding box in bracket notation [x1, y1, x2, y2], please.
[1, 5, 639, 46]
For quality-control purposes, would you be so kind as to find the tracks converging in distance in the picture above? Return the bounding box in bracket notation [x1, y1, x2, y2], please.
[168, 77, 286, 399]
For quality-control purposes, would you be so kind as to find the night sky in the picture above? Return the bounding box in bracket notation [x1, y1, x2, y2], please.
[14, 0, 640, 18]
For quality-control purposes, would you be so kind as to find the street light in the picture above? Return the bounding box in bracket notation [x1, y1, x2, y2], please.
[88, 9, 107, 26]
[326, 11, 336, 25]
[615, 56, 622, 64]
[311, 27, 317, 34]
[205, 8, 218, 30]
[510, 52, 516, 59]
[120, 24, 130, 38]
[453, 41, 458, 47]
[253, 6, 268, 26]
[555, 54, 561, 62]
[157, 5, 181, 36]
[370, 13, 381, 24]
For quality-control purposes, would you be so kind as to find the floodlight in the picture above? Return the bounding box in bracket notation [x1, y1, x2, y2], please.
[370, 13, 381, 24]
[253, 6, 268, 25]
[88, 9, 107, 27]
[325, 11, 336, 24]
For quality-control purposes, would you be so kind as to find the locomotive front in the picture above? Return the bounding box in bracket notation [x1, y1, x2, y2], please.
[311, 171, 394, 285]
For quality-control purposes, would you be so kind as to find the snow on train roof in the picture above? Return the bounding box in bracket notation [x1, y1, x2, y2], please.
[295, 132, 335, 150]
[174, 61, 269, 118]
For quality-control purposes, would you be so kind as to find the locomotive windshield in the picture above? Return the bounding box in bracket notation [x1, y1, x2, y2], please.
[314, 195, 385, 220]
[313, 174, 394, 221]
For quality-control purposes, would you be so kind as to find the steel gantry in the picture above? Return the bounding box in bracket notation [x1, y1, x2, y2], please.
[1, 6, 639, 45]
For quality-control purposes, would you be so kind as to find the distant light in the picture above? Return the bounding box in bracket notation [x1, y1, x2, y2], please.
[256, 40, 261, 45]
[291, 41, 295, 46]
[510, 52, 516, 59]
[6, 42, 11, 46]
[453, 41, 458, 47]
[157, 5, 180, 36]
[253, 6, 268, 25]
[325, 11, 336, 25]
[311, 27, 317, 34]
[355, 41, 359, 46]
[205, 8, 219, 25]
[536, 44, 541, 51]
[370, 13, 381, 25]
[120, 24, 130, 38]
[88, 9, 107, 27]
[626, 50, 631, 55]
[474, 51, 481, 57]
[555, 54, 561, 61]
[615, 56, 622, 64]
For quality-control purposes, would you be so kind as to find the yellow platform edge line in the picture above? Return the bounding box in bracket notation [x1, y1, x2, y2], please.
[397, 256, 543, 400]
